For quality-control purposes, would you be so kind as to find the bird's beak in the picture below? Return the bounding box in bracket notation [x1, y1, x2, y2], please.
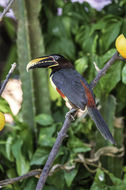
[26, 56, 59, 72]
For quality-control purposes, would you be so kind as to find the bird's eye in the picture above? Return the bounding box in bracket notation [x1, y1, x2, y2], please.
[54, 55, 59, 60]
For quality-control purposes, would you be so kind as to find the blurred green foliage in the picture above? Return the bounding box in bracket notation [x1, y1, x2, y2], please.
[0, 0, 126, 189]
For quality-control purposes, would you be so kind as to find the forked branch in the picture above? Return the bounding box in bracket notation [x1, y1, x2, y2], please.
[0, 51, 123, 189]
[35, 51, 122, 190]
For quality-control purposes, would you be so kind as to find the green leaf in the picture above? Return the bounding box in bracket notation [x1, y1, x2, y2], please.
[94, 61, 121, 97]
[0, 97, 12, 114]
[43, 185, 57, 190]
[47, 170, 65, 189]
[47, 37, 76, 59]
[75, 56, 88, 75]
[92, 35, 98, 54]
[123, 173, 126, 184]
[55, 0, 65, 7]
[64, 169, 78, 187]
[90, 182, 106, 190]
[38, 125, 56, 147]
[107, 172, 126, 190]
[35, 114, 54, 126]
[6, 136, 14, 161]
[6, 168, 17, 179]
[12, 139, 30, 175]
[62, 16, 79, 35]
[90, 169, 106, 190]
[23, 179, 37, 190]
[122, 64, 126, 84]
[48, 17, 67, 38]
[39, 124, 56, 138]
[5, 18, 16, 40]
[0, 165, 4, 172]
[2, 45, 17, 79]
[76, 26, 94, 53]
[30, 148, 49, 166]
[100, 20, 122, 51]
[110, 185, 126, 190]
[99, 49, 116, 65]
[68, 136, 91, 153]
[38, 135, 56, 147]
[108, 172, 122, 185]
[90, 19, 106, 35]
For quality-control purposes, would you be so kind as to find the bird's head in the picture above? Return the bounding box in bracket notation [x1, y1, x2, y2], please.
[26, 54, 73, 72]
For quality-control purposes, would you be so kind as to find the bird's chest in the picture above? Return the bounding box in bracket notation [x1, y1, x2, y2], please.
[50, 74, 74, 109]
[50, 74, 66, 99]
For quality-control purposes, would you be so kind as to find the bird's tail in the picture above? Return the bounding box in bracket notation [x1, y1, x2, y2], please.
[87, 107, 116, 144]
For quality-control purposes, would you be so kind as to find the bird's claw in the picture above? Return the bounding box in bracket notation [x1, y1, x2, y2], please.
[65, 108, 77, 120]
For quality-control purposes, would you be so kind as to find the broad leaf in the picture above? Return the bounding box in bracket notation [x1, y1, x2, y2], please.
[122, 64, 126, 84]
[64, 168, 78, 187]
[30, 148, 49, 166]
[12, 139, 30, 176]
[6, 136, 14, 161]
[35, 114, 54, 126]
[67, 136, 91, 154]
[94, 61, 121, 97]
[100, 20, 122, 51]
[75, 56, 88, 75]
[23, 179, 37, 190]
[0, 97, 12, 114]
[38, 125, 56, 147]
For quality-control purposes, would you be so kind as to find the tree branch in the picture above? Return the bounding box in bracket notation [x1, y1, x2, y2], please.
[90, 51, 121, 89]
[0, 63, 16, 95]
[0, 145, 124, 187]
[0, 51, 123, 189]
[0, 0, 15, 22]
[36, 113, 74, 190]
[0, 169, 41, 187]
[35, 51, 122, 190]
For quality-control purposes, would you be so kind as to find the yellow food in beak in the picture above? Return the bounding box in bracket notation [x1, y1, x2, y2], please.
[115, 34, 126, 58]
[0, 112, 5, 131]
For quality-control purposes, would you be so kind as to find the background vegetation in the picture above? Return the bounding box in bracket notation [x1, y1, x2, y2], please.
[0, 0, 126, 189]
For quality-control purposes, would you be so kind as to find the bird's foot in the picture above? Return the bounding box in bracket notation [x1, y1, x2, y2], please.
[65, 108, 77, 120]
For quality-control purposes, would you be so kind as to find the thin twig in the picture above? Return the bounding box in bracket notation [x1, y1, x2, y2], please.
[36, 114, 74, 190]
[90, 51, 120, 89]
[0, 63, 16, 95]
[0, 169, 41, 188]
[0, 0, 15, 22]
[0, 145, 124, 187]
[93, 61, 101, 72]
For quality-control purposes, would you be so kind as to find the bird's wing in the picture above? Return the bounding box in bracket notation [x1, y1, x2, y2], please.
[51, 69, 88, 110]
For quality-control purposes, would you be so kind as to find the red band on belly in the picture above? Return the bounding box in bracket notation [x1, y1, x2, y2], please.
[56, 87, 66, 99]
[80, 80, 95, 107]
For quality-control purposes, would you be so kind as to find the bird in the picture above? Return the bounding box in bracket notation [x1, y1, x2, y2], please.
[26, 54, 116, 144]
